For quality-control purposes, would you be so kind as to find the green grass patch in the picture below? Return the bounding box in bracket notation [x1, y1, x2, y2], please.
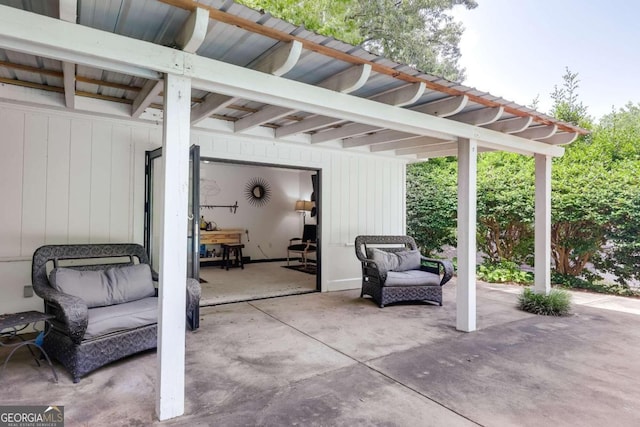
[477, 261, 533, 284]
[518, 288, 571, 316]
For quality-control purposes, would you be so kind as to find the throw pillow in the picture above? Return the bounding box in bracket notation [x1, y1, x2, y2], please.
[394, 250, 422, 272]
[369, 248, 400, 275]
[50, 264, 155, 308]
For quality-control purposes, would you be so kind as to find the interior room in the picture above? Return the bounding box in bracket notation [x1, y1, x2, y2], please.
[197, 160, 319, 305]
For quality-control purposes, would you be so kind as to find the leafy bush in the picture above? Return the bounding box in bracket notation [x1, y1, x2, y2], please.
[407, 158, 458, 255]
[552, 271, 640, 298]
[476, 261, 533, 284]
[518, 288, 571, 316]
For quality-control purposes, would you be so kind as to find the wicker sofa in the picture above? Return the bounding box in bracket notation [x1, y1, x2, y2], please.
[32, 243, 200, 383]
[354, 235, 454, 307]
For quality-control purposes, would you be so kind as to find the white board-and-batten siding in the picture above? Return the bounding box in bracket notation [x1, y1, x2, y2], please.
[0, 102, 406, 313]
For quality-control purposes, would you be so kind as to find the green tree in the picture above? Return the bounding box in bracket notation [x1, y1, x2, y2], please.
[477, 152, 534, 264]
[236, 0, 477, 81]
[351, 0, 477, 81]
[406, 158, 457, 254]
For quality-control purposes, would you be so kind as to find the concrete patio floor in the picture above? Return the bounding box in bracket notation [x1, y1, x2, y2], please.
[2, 281, 640, 426]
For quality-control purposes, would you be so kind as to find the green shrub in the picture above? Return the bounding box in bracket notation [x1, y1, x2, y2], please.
[476, 261, 533, 284]
[518, 288, 571, 316]
[552, 271, 640, 298]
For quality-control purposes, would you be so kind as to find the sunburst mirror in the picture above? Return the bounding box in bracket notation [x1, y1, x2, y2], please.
[245, 177, 271, 207]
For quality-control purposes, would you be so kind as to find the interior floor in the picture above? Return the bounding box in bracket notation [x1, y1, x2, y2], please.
[199, 260, 317, 305]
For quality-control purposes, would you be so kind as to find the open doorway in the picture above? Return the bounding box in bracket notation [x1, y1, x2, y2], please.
[144, 150, 321, 306]
[197, 159, 320, 305]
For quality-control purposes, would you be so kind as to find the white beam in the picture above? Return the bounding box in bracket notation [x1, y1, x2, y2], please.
[0, 6, 565, 157]
[534, 154, 552, 295]
[0, 5, 164, 79]
[416, 146, 491, 159]
[233, 65, 370, 133]
[412, 95, 468, 117]
[58, 0, 77, 109]
[370, 82, 425, 107]
[311, 123, 381, 144]
[249, 40, 302, 76]
[156, 73, 190, 421]
[483, 116, 532, 133]
[275, 115, 342, 138]
[234, 105, 292, 132]
[370, 135, 454, 152]
[190, 93, 236, 124]
[343, 130, 418, 148]
[188, 56, 564, 156]
[61, 57, 75, 109]
[175, 7, 208, 53]
[513, 125, 558, 140]
[449, 107, 504, 126]
[396, 141, 458, 156]
[457, 138, 477, 332]
[132, 79, 163, 118]
[318, 64, 371, 93]
[539, 132, 578, 145]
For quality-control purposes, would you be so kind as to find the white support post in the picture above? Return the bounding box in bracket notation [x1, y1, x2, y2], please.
[534, 154, 552, 295]
[457, 138, 477, 332]
[156, 73, 191, 421]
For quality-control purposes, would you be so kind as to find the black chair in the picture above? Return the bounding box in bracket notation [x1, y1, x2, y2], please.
[354, 235, 453, 308]
[287, 224, 317, 267]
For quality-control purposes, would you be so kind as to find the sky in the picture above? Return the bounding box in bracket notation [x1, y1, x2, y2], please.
[450, 0, 639, 121]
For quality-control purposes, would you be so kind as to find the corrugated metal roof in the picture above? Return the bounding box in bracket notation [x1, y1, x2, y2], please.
[0, 0, 587, 158]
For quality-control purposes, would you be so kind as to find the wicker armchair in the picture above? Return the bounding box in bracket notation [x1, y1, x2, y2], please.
[354, 235, 454, 307]
[32, 243, 200, 382]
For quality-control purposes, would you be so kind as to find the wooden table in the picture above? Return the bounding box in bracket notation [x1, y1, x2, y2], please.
[199, 229, 244, 262]
[200, 229, 244, 245]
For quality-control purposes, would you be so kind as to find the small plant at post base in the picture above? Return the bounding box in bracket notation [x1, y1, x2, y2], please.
[518, 288, 572, 316]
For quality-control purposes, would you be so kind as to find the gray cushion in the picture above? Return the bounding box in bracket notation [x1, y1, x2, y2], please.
[84, 297, 157, 339]
[50, 264, 155, 308]
[384, 270, 441, 287]
[394, 250, 421, 271]
[369, 248, 400, 276]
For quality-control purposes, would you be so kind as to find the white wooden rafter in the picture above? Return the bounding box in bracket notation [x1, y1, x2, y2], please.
[132, 79, 164, 118]
[539, 132, 578, 145]
[369, 82, 426, 107]
[249, 40, 302, 76]
[342, 130, 418, 148]
[0, 5, 565, 157]
[175, 7, 209, 53]
[396, 141, 458, 156]
[449, 106, 504, 126]
[233, 64, 372, 132]
[415, 146, 491, 159]
[275, 115, 343, 138]
[190, 93, 236, 124]
[483, 116, 533, 133]
[412, 95, 468, 117]
[513, 124, 558, 140]
[370, 135, 454, 152]
[311, 123, 382, 144]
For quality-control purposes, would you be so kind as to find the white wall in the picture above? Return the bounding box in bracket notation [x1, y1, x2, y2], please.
[199, 162, 314, 261]
[0, 103, 159, 314]
[194, 130, 406, 291]
[0, 100, 406, 314]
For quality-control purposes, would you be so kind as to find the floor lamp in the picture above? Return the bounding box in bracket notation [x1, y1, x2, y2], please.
[295, 200, 314, 225]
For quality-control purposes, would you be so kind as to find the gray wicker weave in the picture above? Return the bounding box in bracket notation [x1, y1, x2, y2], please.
[354, 235, 454, 308]
[31, 243, 200, 382]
